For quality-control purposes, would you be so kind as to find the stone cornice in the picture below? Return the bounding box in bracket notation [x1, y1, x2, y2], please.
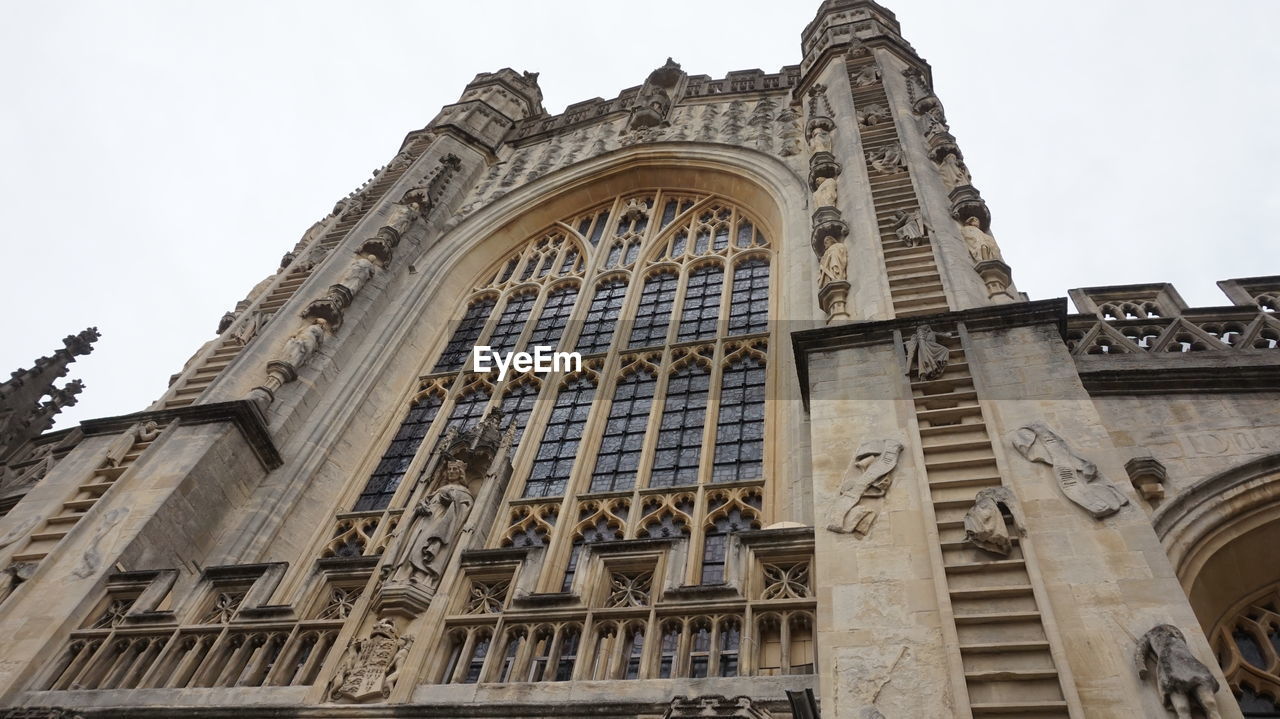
[79, 400, 281, 470]
[1076, 363, 1280, 396]
[791, 299, 1069, 408]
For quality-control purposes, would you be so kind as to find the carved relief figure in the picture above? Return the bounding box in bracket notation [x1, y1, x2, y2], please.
[338, 256, 379, 296]
[777, 107, 804, 156]
[818, 236, 848, 289]
[383, 201, 421, 238]
[938, 152, 971, 188]
[385, 148, 414, 172]
[892, 209, 928, 247]
[868, 143, 905, 174]
[329, 617, 413, 703]
[332, 195, 365, 221]
[963, 486, 1020, 556]
[903, 325, 952, 381]
[102, 421, 160, 468]
[960, 217, 1003, 263]
[921, 106, 949, 137]
[230, 310, 270, 347]
[383, 469, 474, 589]
[826, 439, 904, 536]
[857, 103, 888, 126]
[1134, 624, 1222, 719]
[71, 507, 129, 579]
[1010, 423, 1129, 518]
[813, 175, 838, 209]
[850, 62, 882, 87]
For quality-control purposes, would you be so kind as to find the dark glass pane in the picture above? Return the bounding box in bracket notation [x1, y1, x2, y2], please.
[500, 381, 541, 445]
[488, 292, 538, 355]
[353, 393, 443, 510]
[447, 388, 491, 430]
[628, 272, 678, 348]
[677, 266, 723, 342]
[1236, 630, 1268, 669]
[660, 199, 678, 228]
[577, 279, 627, 355]
[727, 258, 769, 336]
[589, 212, 609, 245]
[649, 364, 710, 487]
[524, 377, 596, 497]
[712, 354, 766, 483]
[527, 285, 579, 351]
[590, 371, 657, 492]
[433, 297, 497, 373]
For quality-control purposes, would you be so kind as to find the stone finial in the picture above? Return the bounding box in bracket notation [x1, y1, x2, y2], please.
[0, 328, 99, 461]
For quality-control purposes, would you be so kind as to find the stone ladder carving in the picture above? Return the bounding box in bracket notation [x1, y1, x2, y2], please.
[847, 53, 949, 318]
[160, 136, 433, 409]
[902, 328, 1073, 716]
[3, 422, 164, 586]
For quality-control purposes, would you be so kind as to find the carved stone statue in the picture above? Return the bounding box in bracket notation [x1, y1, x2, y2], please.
[1010, 423, 1129, 519]
[813, 176, 838, 209]
[230, 311, 269, 347]
[892, 209, 928, 247]
[921, 106, 948, 137]
[857, 104, 888, 126]
[1134, 624, 1222, 719]
[332, 195, 365, 221]
[818, 237, 848, 289]
[383, 201, 421, 238]
[329, 617, 413, 703]
[903, 325, 952, 381]
[869, 143, 905, 174]
[808, 125, 833, 155]
[385, 148, 414, 172]
[217, 311, 236, 334]
[826, 439, 904, 536]
[963, 486, 1020, 556]
[281, 319, 330, 370]
[960, 216, 1003, 263]
[850, 63, 882, 88]
[383, 474, 474, 589]
[102, 421, 160, 468]
[338, 256, 379, 296]
[938, 152, 971, 188]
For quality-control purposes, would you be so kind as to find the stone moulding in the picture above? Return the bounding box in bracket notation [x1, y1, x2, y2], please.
[790, 298, 1070, 409]
[78, 400, 281, 470]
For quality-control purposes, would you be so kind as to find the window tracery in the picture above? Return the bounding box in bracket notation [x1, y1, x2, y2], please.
[1213, 584, 1280, 713]
[335, 189, 801, 688]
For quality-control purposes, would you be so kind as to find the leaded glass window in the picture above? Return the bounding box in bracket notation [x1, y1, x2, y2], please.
[447, 384, 491, 430]
[498, 378, 542, 445]
[576, 279, 627, 355]
[728, 258, 769, 336]
[712, 351, 767, 483]
[433, 297, 495, 373]
[590, 368, 656, 492]
[629, 272, 678, 348]
[487, 291, 538, 355]
[650, 362, 710, 488]
[524, 375, 596, 498]
[527, 284, 579, 350]
[676, 265, 723, 342]
[353, 390, 443, 511]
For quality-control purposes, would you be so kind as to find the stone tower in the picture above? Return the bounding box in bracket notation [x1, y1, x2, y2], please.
[1, 2, 1277, 718]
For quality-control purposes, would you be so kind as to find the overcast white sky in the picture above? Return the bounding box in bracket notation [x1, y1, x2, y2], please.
[2, 1, 1278, 429]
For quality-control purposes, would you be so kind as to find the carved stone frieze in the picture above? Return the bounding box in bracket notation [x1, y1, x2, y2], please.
[891, 209, 928, 248]
[1010, 423, 1129, 519]
[826, 439, 904, 536]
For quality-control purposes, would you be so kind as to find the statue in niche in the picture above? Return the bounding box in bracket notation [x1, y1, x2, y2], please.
[280, 319, 330, 370]
[338, 255, 380, 296]
[808, 124, 833, 155]
[813, 175, 839, 209]
[868, 143, 906, 174]
[921, 106, 949, 137]
[1134, 624, 1222, 719]
[102, 421, 161, 468]
[383, 201, 422, 238]
[938, 152, 971, 189]
[1010, 423, 1129, 519]
[903, 324, 953, 381]
[825, 439, 904, 536]
[963, 486, 1020, 556]
[892, 209, 928, 247]
[329, 616, 413, 703]
[818, 236, 848, 289]
[850, 62, 882, 88]
[960, 217, 1003, 263]
[382, 462, 474, 589]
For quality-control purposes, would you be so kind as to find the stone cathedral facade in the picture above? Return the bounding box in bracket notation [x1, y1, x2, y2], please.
[2, 1, 1279, 717]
